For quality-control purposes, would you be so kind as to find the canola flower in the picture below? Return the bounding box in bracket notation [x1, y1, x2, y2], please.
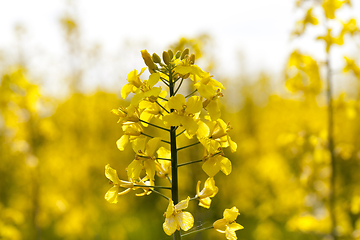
[104, 48, 242, 239]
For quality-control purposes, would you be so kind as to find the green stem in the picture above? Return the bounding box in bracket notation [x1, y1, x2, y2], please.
[133, 184, 172, 190]
[139, 119, 170, 132]
[158, 96, 168, 101]
[185, 89, 198, 98]
[176, 129, 186, 137]
[181, 226, 214, 237]
[156, 101, 170, 114]
[177, 141, 201, 151]
[152, 189, 170, 200]
[140, 132, 170, 144]
[178, 159, 202, 167]
[157, 157, 172, 161]
[166, 175, 172, 185]
[169, 66, 181, 240]
[174, 77, 184, 95]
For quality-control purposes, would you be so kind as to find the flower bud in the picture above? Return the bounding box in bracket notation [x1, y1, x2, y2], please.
[190, 54, 195, 64]
[175, 50, 181, 59]
[152, 53, 161, 63]
[167, 49, 174, 59]
[162, 51, 170, 65]
[141, 49, 156, 70]
[181, 48, 189, 60]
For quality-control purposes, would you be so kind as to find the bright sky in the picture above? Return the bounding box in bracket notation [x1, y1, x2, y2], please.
[0, 0, 359, 93]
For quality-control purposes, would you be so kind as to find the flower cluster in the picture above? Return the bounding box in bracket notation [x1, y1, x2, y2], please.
[105, 48, 243, 239]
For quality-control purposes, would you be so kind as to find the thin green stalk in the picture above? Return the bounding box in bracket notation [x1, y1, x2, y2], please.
[140, 132, 170, 144]
[157, 157, 172, 161]
[158, 96, 168, 101]
[181, 226, 214, 237]
[185, 89, 198, 98]
[156, 101, 170, 114]
[177, 141, 201, 151]
[139, 119, 170, 132]
[176, 129, 186, 137]
[166, 175, 172, 185]
[178, 159, 202, 167]
[133, 184, 172, 190]
[152, 189, 170, 200]
[174, 77, 184, 95]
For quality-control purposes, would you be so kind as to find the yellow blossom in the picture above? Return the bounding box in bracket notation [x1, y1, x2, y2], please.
[163, 197, 194, 235]
[195, 177, 218, 208]
[213, 206, 244, 240]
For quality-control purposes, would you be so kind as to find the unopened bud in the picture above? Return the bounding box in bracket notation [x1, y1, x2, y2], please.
[167, 49, 174, 59]
[152, 53, 161, 63]
[190, 54, 195, 64]
[181, 48, 189, 60]
[141, 49, 156, 70]
[162, 51, 170, 65]
[175, 51, 181, 59]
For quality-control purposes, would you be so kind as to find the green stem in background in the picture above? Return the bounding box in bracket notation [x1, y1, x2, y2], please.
[169, 66, 181, 240]
[177, 141, 201, 151]
[174, 77, 184, 95]
[181, 226, 214, 237]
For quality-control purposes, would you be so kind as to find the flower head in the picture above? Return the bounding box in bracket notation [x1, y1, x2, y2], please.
[163, 197, 194, 235]
[213, 206, 244, 240]
[196, 177, 218, 208]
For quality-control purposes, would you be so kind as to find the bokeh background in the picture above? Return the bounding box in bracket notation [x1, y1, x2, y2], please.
[1, 0, 360, 239]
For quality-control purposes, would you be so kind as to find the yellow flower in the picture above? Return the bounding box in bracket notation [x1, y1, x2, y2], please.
[163, 94, 202, 135]
[213, 206, 244, 240]
[163, 197, 194, 235]
[322, 0, 347, 19]
[127, 137, 161, 184]
[111, 105, 140, 124]
[343, 56, 360, 80]
[121, 67, 147, 99]
[116, 123, 143, 151]
[155, 147, 172, 179]
[317, 29, 343, 53]
[104, 164, 134, 203]
[200, 139, 232, 177]
[195, 177, 218, 208]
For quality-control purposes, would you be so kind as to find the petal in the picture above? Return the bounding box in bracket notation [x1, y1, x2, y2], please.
[197, 120, 210, 138]
[225, 228, 238, 240]
[224, 207, 239, 222]
[199, 197, 211, 209]
[163, 215, 177, 236]
[228, 222, 244, 231]
[144, 160, 156, 181]
[157, 147, 171, 159]
[148, 72, 160, 87]
[202, 157, 221, 177]
[206, 100, 221, 121]
[175, 196, 190, 211]
[116, 135, 129, 151]
[213, 218, 227, 232]
[165, 199, 175, 218]
[220, 156, 232, 175]
[168, 95, 186, 111]
[105, 185, 119, 203]
[121, 83, 133, 99]
[176, 211, 194, 231]
[181, 116, 199, 135]
[127, 160, 143, 180]
[186, 96, 202, 114]
[131, 137, 147, 155]
[163, 113, 182, 127]
[105, 164, 120, 184]
[146, 137, 161, 157]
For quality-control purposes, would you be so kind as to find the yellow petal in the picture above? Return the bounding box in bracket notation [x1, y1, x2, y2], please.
[168, 95, 186, 111]
[225, 228, 238, 240]
[144, 159, 156, 181]
[213, 218, 227, 232]
[224, 207, 239, 222]
[181, 116, 199, 135]
[199, 197, 211, 209]
[163, 113, 182, 127]
[202, 157, 221, 177]
[197, 120, 210, 138]
[229, 222, 244, 231]
[146, 137, 161, 157]
[186, 96, 202, 114]
[127, 160, 143, 180]
[105, 164, 120, 184]
[175, 196, 190, 212]
[116, 135, 129, 151]
[206, 100, 221, 121]
[148, 72, 160, 87]
[121, 83, 133, 99]
[220, 156, 232, 175]
[163, 215, 177, 236]
[176, 211, 194, 231]
[165, 199, 175, 218]
[105, 185, 119, 203]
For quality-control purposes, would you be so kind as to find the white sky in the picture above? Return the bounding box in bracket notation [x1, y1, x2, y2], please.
[0, 0, 359, 94]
